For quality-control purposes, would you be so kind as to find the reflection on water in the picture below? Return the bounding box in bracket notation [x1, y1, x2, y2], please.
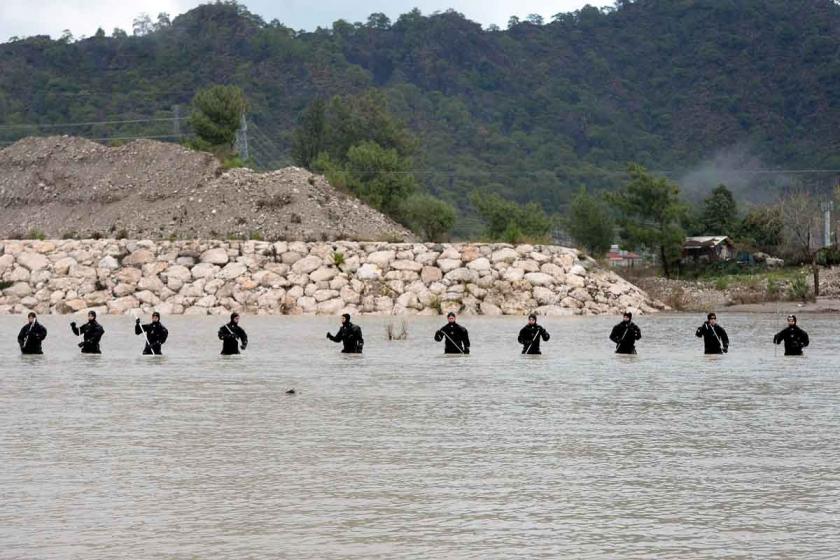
[1, 313, 839, 559]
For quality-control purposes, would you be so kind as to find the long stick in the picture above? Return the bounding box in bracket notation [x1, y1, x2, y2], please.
[616, 325, 629, 352]
[707, 323, 724, 352]
[133, 311, 156, 355]
[441, 330, 465, 354]
[525, 329, 540, 354]
[22, 322, 34, 350]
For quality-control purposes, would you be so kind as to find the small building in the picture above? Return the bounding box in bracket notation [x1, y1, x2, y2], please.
[606, 244, 643, 268]
[682, 236, 735, 263]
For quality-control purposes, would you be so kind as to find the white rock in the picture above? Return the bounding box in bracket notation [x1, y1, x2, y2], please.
[391, 259, 423, 272]
[291, 255, 323, 274]
[356, 263, 382, 280]
[200, 248, 229, 265]
[191, 263, 220, 279]
[466, 257, 491, 271]
[218, 262, 248, 280]
[98, 255, 120, 270]
[524, 272, 554, 286]
[123, 249, 156, 266]
[445, 268, 479, 283]
[437, 258, 461, 273]
[491, 248, 519, 263]
[367, 250, 396, 269]
[17, 252, 50, 271]
[309, 267, 337, 282]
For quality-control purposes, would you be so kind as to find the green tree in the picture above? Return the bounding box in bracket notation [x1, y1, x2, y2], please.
[609, 164, 686, 278]
[291, 98, 326, 168]
[400, 193, 457, 241]
[739, 205, 783, 252]
[188, 85, 248, 151]
[471, 192, 553, 243]
[700, 184, 739, 236]
[566, 187, 614, 257]
[315, 141, 417, 218]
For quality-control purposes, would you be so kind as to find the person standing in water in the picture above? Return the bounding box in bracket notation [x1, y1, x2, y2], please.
[518, 313, 550, 354]
[435, 311, 470, 354]
[327, 313, 364, 353]
[18, 312, 47, 354]
[695, 312, 729, 354]
[609, 311, 641, 354]
[135, 311, 169, 355]
[218, 312, 247, 355]
[773, 314, 809, 356]
[71, 311, 105, 354]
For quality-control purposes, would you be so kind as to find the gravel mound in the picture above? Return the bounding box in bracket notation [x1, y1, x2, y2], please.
[0, 136, 413, 241]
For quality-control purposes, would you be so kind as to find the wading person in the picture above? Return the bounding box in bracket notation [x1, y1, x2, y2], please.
[435, 311, 470, 354]
[218, 312, 247, 355]
[18, 312, 47, 354]
[609, 311, 641, 354]
[695, 312, 729, 354]
[135, 311, 169, 355]
[71, 311, 105, 354]
[773, 315, 809, 356]
[518, 313, 550, 355]
[327, 313, 364, 353]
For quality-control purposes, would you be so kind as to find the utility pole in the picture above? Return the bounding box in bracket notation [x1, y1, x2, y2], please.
[821, 200, 833, 247]
[172, 105, 181, 136]
[235, 113, 249, 160]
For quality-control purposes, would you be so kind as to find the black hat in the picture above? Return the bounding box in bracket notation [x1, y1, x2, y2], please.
[27, 311, 36, 318]
[230, 312, 240, 321]
[152, 311, 161, 318]
[446, 311, 456, 318]
[88, 310, 97, 318]
[787, 314, 797, 323]
[707, 312, 716, 320]
[623, 311, 632, 319]
[528, 313, 537, 321]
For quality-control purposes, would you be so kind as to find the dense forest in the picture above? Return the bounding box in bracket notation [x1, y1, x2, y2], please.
[0, 0, 838, 236]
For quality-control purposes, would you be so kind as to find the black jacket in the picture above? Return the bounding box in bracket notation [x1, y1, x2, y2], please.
[218, 322, 248, 355]
[773, 325, 809, 356]
[435, 322, 470, 354]
[610, 321, 641, 354]
[518, 324, 550, 354]
[695, 322, 729, 354]
[18, 321, 47, 354]
[71, 320, 104, 354]
[328, 322, 364, 353]
[136, 320, 169, 355]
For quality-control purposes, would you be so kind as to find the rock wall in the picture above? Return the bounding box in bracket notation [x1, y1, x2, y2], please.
[0, 240, 665, 316]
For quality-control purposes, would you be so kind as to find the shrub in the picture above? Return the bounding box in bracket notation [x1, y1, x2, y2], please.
[332, 251, 346, 270]
[399, 193, 456, 241]
[787, 275, 811, 302]
[25, 228, 46, 240]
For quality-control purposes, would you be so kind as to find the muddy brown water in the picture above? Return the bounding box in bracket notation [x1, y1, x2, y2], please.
[1, 313, 838, 559]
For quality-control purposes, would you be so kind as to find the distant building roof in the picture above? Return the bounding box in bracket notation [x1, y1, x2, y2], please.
[683, 236, 733, 248]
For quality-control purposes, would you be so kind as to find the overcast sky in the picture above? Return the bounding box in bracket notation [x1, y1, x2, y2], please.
[1, 1, 609, 40]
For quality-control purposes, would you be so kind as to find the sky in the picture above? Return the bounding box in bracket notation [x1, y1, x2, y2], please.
[0, 0, 609, 41]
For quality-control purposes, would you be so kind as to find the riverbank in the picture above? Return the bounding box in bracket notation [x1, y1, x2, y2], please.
[0, 239, 665, 316]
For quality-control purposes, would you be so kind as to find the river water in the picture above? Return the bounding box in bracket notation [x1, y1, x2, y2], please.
[1, 313, 838, 559]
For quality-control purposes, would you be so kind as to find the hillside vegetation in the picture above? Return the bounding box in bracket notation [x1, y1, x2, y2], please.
[0, 0, 837, 237]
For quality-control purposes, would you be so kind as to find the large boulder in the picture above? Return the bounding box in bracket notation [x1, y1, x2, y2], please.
[123, 249, 156, 266]
[200, 248, 229, 265]
[291, 255, 323, 274]
[17, 252, 50, 272]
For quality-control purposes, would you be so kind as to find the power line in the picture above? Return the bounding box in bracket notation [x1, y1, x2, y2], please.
[0, 116, 176, 130]
[0, 133, 184, 146]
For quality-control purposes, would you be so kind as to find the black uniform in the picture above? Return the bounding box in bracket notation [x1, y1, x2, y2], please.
[18, 321, 47, 354]
[610, 321, 641, 354]
[218, 322, 248, 355]
[328, 322, 364, 353]
[695, 322, 729, 354]
[135, 320, 169, 355]
[773, 325, 809, 356]
[518, 324, 550, 354]
[71, 320, 104, 354]
[435, 322, 470, 354]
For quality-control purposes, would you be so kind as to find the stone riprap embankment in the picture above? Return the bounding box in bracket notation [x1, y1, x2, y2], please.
[0, 240, 665, 316]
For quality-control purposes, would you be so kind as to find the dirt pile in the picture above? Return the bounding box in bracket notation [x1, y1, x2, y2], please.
[0, 136, 413, 241]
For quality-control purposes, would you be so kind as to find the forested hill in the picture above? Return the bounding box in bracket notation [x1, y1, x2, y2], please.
[0, 0, 838, 221]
